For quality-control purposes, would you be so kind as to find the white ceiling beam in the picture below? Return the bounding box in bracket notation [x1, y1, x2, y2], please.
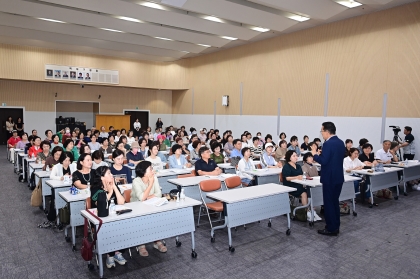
[37, 0, 260, 40]
[0, 0, 229, 47]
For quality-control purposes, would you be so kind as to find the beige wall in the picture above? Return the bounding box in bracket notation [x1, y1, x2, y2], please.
[56, 101, 94, 113]
[182, 1, 420, 117]
[0, 79, 172, 114]
[0, 44, 188, 90]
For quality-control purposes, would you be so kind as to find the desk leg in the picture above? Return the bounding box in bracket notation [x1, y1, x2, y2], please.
[56, 208, 60, 225]
[369, 184, 374, 208]
[404, 181, 407, 196]
[42, 195, 46, 211]
[98, 253, 104, 278]
[190, 232, 197, 258]
[286, 213, 291, 235]
[352, 198, 357, 216]
[310, 198, 315, 226]
[227, 221, 235, 253]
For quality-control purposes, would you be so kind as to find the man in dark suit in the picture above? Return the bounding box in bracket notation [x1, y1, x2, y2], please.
[311, 122, 345, 236]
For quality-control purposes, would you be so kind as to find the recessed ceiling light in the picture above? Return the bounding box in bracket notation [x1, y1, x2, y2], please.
[100, 28, 124, 33]
[38, 18, 65, 23]
[288, 15, 310, 22]
[251, 27, 270, 32]
[117, 16, 142, 23]
[197, 44, 211, 47]
[336, 0, 362, 8]
[181, 51, 189, 53]
[155, 37, 173, 41]
[221, 36, 238, 40]
[203, 16, 223, 23]
[140, 2, 166, 10]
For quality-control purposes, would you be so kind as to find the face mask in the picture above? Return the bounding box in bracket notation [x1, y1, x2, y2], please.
[65, 130, 70, 133]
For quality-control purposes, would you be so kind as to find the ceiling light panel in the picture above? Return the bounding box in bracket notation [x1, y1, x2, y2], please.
[221, 36, 238, 40]
[203, 15, 224, 23]
[117, 16, 143, 23]
[38, 18, 65, 23]
[336, 0, 363, 8]
[287, 15, 310, 22]
[250, 26, 270, 32]
[100, 28, 124, 32]
[139, 2, 167, 10]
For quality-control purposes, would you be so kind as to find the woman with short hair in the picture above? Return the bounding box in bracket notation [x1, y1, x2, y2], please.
[72, 153, 94, 190]
[110, 149, 132, 184]
[168, 144, 191, 169]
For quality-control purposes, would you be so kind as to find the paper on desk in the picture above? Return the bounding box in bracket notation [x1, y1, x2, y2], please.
[143, 197, 161, 205]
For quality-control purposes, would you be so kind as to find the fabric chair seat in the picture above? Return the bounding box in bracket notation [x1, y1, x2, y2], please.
[206, 201, 223, 212]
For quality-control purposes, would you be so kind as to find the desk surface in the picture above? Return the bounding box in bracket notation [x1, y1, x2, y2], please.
[29, 162, 44, 169]
[117, 184, 133, 192]
[168, 174, 237, 187]
[292, 175, 361, 187]
[26, 158, 36, 162]
[217, 161, 260, 169]
[244, 168, 282, 177]
[81, 197, 201, 225]
[34, 171, 51, 178]
[59, 190, 90, 203]
[384, 162, 420, 168]
[352, 167, 401, 176]
[206, 183, 296, 203]
[46, 179, 72, 188]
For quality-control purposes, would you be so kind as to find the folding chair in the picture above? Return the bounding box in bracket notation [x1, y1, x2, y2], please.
[224, 176, 247, 230]
[197, 179, 224, 229]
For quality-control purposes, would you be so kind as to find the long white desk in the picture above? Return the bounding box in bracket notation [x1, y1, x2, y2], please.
[384, 162, 420, 195]
[24, 157, 36, 185]
[81, 198, 201, 278]
[17, 153, 27, 179]
[244, 168, 282, 185]
[59, 191, 89, 251]
[168, 174, 237, 201]
[13, 149, 23, 173]
[45, 180, 73, 225]
[217, 161, 261, 174]
[292, 175, 361, 226]
[34, 170, 51, 211]
[352, 167, 401, 206]
[206, 184, 296, 252]
[124, 165, 195, 193]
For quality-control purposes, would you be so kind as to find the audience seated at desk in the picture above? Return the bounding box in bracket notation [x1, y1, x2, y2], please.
[116, 141, 128, 157]
[110, 149, 132, 184]
[190, 140, 202, 160]
[126, 142, 144, 165]
[119, 136, 131, 151]
[72, 153, 94, 190]
[265, 134, 276, 149]
[36, 140, 51, 164]
[156, 134, 167, 151]
[79, 144, 91, 156]
[375, 140, 393, 164]
[210, 142, 224, 164]
[261, 143, 282, 168]
[195, 147, 222, 176]
[301, 153, 319, 177]
[108, 134, 117, 150]
[343, 148, 374, 203]
[138, 138, 149, 158]
[241, 134, 249, 148]
[51, 134, 63, 150]
[168, 144, 191, 169]
[357, 138, 369, 154]
[92, 150, 108, 170]
[88, 135, 101, 151]
[146, 143, 164, 172]
[250, 137, 262, 159]
[7, 130, 21, 150]
[130, 161, 168, 256]
[174, 137, 189, 155]
[223, 135, 234, 156]
[99, 138, 113, 155]
[63, 139, 80, 161]
[99, 126, 109, 140]
[287, 136, 301, 156]
[344, 139, 353, 158]
[282, 150, 320, 221]
[90, 166, 127, 268]
[277, 132, 286, 146]
[76, 132, 86, 148]
[230, 139, 243, 159]
[127, 130, 135, 146]
[44, 146, 62, 170]
[38, 151, 76, 229]
[300, 135, 310, 151]
[45, 129, 53, 143]
[237, 147, 256, 186]
[275, 140, 287, 162]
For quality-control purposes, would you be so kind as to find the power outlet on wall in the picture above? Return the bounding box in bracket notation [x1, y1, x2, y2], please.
[2, 103, 6, 106]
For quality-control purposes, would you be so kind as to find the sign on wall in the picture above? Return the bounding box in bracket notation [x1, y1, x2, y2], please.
[45, 64, 119, 85]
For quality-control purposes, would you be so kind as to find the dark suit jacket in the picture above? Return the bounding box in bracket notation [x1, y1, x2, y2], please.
[314, 135, 345, 185]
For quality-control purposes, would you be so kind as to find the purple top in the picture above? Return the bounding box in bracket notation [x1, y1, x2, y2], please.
[16, 141, 29, 149]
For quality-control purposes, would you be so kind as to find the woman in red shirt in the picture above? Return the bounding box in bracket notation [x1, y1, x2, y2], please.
[28, 136, 42, 158]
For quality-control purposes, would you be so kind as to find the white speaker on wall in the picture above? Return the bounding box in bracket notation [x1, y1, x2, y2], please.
[222, 95, 229, 106]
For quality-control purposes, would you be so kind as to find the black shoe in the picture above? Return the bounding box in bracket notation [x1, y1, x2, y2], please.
[318, 229, 338, 236]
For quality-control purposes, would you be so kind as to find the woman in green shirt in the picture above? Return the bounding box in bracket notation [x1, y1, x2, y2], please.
[210, 142, 224, 164]
[63, 139, 80, 161]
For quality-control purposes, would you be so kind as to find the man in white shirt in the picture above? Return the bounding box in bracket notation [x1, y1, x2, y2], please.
[375, 140, 393, 164]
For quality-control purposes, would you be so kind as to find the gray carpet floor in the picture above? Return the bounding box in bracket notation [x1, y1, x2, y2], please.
[1, 146, 420, 279]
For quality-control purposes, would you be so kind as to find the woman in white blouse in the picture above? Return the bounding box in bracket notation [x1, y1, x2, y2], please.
[50, 152, 77, 181]
[126, 130, 135, 146]
[237, 147, 255, 186]
[145, 143, 163, 171]
[133, 118, 141, 137]
[343, 147, 374, 204]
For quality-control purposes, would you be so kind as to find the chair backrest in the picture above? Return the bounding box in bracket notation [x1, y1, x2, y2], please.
[165, 162, 169, 169]
[178, 173, 195, 179]
[224, 176, 242, 190]
[123, 189, 132, 203]
[123, 159, 127, 165]
[199, 179, 223, 203]
[85, 197, 91, 210]
[280, 172, 284, 183]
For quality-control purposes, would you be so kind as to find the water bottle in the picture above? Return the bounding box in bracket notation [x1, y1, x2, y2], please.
[303, 172, 307, 181]
[46, 165, 50, 172]
[224, 155, 229, 163]
[180, 189, 186, 202]
[405, 159, 408, 166]
[110, 199, 116, 214]
[31, 153, 35, 159]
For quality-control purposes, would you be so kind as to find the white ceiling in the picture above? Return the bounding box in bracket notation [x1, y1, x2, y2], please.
[0, 0, 417, 62]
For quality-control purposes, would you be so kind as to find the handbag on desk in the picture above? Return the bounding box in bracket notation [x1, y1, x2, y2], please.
[81, 209, 103, 261]
[30, 180, 42, 207]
